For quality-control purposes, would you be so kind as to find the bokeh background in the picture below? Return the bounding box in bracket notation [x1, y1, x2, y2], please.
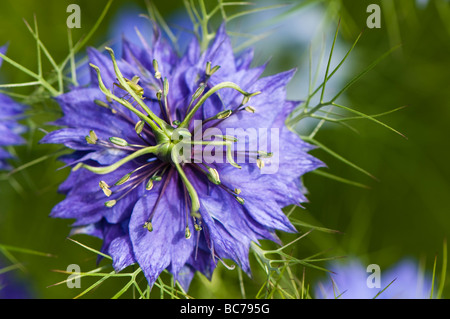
[0, 0, 449, 298]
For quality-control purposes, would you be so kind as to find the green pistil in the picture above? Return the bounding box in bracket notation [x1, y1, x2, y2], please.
[90, 64, 161, 134]
[105, 47, 169, 134]
[73, 146, 159, 175]
[189, 140, 241, 169]
[171, 147, 201, 218]
[179, 82, 260, 129]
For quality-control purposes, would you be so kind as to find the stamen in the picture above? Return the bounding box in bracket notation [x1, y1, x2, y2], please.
[205, 61, 212, 75]
[202, 110, 233, 125]
[105, 199, 116, 207]
[178, 81, 261, 129]
[185, 84, 206, 116]
[194, 222, 202, 231]
[143, 221, 153, 232]
[113, 162, 159, 192]
[185, 226, 191, 239]
[143, 168, 174, 231]
[109, 136, 129, 147]
[146, 178, 154, 191]
[156, 89, 166, 120]
[257, 151, 273, 158]
[183, 183, 189, 230]
[114, 172, 132, 186]
[135, 120, 145, 135]
[235, 196, 245, 205]
[163, 77, 173, 124]
[94, 97, 117, 114]
[244, 106, 256, 113]
[206, 167, 220, 185]
[108, 168, 157, 209]
[257, 158, 264, 169]
[205, 61, 220, 77]
[94, 99, 109, 108]
[99, 180, 112, 197]
[152, 59, 161, 79]
[94, 98, 117, 114]
[85, 130, 98, 145]
[192, 84, 206, 101]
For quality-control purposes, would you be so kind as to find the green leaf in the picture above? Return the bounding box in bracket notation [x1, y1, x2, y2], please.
[301, 136, 378, 181]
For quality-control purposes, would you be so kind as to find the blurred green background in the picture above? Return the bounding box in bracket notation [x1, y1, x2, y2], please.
[0, 0, 449, 298]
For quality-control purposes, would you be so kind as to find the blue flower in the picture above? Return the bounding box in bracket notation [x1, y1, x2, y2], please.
[42, 23, 324, 290]
[0, 257, 36, 299]
[0, 44, 27, 171]
[314, 258, 434, 299]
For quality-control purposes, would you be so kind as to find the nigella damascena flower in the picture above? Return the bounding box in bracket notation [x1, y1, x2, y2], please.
[41, 24, 324, 289]
[315, 258, 434, 299]
[0, 257, 35, 299]
[0, 44, 27, 171]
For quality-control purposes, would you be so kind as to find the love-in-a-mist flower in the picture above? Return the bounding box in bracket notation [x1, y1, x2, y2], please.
[42, 24, 324, 289]
[315, 258, 434, 299]
[0, 45, 26, 170]
[0, 257, 35, 299]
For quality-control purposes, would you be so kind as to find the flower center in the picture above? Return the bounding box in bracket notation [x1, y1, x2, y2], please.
[76, 47, 262, 235]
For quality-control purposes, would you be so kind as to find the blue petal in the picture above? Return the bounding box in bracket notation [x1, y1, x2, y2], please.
[198, 24, 236, 77]
[108, 230, 136, 272]
[129, 174, 195, 286]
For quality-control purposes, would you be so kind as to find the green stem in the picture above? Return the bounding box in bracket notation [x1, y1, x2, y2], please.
[320, 20, 340, 104]
[67, 28, 78, 87]
[0, 52, 59, 96]
[59, 0, 113, 70]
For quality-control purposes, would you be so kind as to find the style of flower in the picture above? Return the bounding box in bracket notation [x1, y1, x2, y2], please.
[42, 24, 324, 289]
[0, 45, 27, 170]
[315, 258, 434, 299]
